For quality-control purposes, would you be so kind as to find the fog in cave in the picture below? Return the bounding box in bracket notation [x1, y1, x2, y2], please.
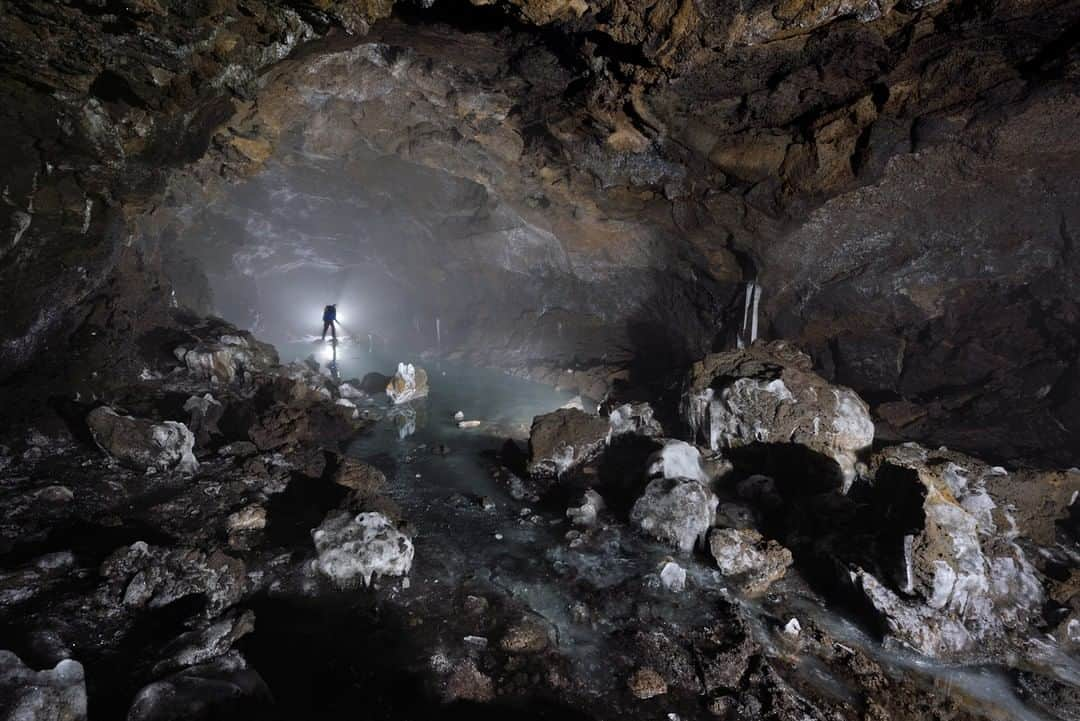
[0, 0, 1079, 720]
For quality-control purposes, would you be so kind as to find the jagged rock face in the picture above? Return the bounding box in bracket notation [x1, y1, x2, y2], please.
[855, 443, 1050, 659]
[1, 0, 1079, 464]
[681, 341, 874, 488]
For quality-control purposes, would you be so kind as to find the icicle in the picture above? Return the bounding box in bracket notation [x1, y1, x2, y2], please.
[750, 282, 762, 344]
[435, 317, 441, 349]
[737, 280, 755, 349]
[81, 197, 92, 234]
[368, 333, 374, 353]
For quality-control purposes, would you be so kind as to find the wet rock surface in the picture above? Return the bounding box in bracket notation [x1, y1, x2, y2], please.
[0, 330, 1077, 721]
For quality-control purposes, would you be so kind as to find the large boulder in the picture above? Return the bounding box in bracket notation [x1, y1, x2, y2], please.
[174, 333, 278, 385]
[681, 341, 874, 490]
[248, 400, 357, 451]
[0, 651, 86, 721]
[127, 651, 271, 721]
[630, 477, 718, 552]
[100, 542, 247, 617]
[87, 407, 198, 474]
[386, 363, 429, 404]
[854, 444, 1046, 659]
[312, 511, 414, 588]
[527, 408, 610, 478]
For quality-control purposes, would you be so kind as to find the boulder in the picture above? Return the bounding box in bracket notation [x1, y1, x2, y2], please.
[630, 477, 718, 552]
[87, 407, 198, 474]
[658, 560, 687, 592]
[566, 489, 605, 527]
[127, 651, 271, 721]
[359, 372, 391, 394]
[312, 511, 414, 588]
[0, 651, 86, 721]
[607, 402, 663, 441]
[183, 393, 223, 447]
[152, 609, 256, 675]
[100, 543, 246, 616]
[174, 333, 277, 385]
[708, 527, 793, 595]
[386, 363, 429, 404]
[527, 408, 609, 478]
[681, 341, 874, 490]
[854, 444, 1047, 659]
[248, 399, 357, 451]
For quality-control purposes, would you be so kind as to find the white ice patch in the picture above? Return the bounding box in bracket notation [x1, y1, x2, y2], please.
[150, 421, 198, 474]
[312, 511, 414, 587]
[647, 440, 708, 483]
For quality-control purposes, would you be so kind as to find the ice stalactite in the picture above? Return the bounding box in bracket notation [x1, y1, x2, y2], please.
[368, 333, 374, 353]
[736, 280, 763, 348]
[10, 211, 31, 249]
[436, 317, 441, 349]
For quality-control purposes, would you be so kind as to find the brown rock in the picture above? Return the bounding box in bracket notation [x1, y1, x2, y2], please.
[627, 668, 667, 699]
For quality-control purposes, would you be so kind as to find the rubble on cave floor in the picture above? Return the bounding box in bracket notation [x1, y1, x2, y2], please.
[0, 332, 1077, 721]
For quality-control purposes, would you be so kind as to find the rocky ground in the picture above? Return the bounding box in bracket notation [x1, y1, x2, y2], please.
[1, 318, 1076, 720]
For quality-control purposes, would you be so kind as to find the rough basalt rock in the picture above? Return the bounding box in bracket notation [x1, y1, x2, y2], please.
[681, 341, 874, 489]
[528, 408, 610, 478]
[855, 444, 1047, 659]
[708, 527, 793, 596]
[87, 407, 198, 474]
[0, 651, 86, 721]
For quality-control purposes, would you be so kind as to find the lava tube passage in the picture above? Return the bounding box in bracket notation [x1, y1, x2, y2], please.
[1, 1, 1079, 720]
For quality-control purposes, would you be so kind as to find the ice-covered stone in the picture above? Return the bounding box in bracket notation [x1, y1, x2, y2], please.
[708, 527, 792, 595]
[647, 439, 708, 483]
[658, 560, 687, 592]
[630, 477, 718, 552]
[312, 511, 414, 588]
[856, 444, 1047, 659]
[566, 489, 605, 527]
[338, 382, 365, 400]
[681, 341, 873, 491]
[607, 402, 663, 441]
[87, 407, 198, 473]
[175, 333, 276, 385]
[386, 362, 429, 404]
[0, 651, 86, 721]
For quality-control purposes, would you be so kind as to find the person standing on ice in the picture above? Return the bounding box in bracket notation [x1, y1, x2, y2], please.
[321, 304, 338, 341]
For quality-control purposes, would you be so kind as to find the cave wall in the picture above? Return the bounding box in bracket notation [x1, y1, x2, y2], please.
[1, 0, 1078, 463]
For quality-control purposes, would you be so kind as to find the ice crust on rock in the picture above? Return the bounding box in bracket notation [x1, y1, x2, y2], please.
[681, 341, 873, 491]
[174, 333, 276, 385]
[856, 443, 1047, 659]
[607, 402, 663, 441]
[630, 477, 718, 552]
[708, 527, 793, 595]
[386, 362, 429, 404]
[87, 407, 198, 473]
[647, 439, 709, 483]
[312, 510, 414, 587]
[566, 489, 605, 527]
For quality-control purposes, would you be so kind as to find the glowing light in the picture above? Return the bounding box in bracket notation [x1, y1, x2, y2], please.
[320, 342, 336, 362]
